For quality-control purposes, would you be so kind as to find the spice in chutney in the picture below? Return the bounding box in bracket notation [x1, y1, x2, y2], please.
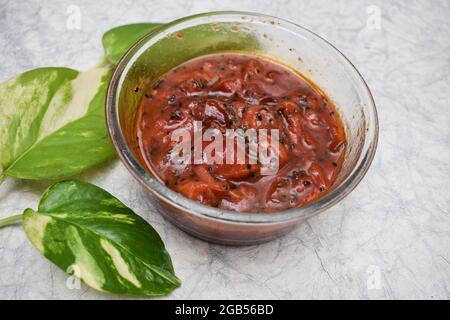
[135, 53, 346, 212]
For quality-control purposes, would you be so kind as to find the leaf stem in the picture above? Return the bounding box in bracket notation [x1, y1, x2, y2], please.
[0, 174, 5, 185]
[0, 214, 23, 228]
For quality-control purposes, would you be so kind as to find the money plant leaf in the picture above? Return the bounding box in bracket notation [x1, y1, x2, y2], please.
[102, 23, 163, 65]
[22, 180, 181, 296]
[0, 67, 115, 181]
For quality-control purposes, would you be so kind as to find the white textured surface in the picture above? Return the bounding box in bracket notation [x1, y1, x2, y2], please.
[0, 0, 449, 300]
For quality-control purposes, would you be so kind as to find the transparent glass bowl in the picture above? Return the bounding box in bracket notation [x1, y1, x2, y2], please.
[106, 11, 378, 245]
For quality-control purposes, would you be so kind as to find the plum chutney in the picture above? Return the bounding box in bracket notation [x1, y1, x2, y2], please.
[135, 53, 346, 212]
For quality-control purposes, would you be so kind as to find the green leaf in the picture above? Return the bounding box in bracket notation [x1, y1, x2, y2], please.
[102, 23, 163, 65]
[22, 180, 181, 296]
[0, 67, 115, 180]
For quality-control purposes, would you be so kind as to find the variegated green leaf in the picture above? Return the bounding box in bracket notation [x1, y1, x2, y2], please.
[0, 67, 115, 180]
[23, 180, 180, 296]
[102, 23, 163, 65]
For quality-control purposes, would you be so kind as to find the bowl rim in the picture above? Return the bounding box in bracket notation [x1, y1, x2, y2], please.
[106, 10, 379, 224]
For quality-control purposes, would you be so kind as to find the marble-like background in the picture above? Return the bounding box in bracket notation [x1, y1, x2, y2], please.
[0, 0, 449, 300]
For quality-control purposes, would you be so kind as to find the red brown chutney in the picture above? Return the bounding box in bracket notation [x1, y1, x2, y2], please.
[135, 53, 346, 212]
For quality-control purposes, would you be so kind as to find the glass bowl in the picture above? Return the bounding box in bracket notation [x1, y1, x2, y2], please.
[106, 11, 378, 245]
